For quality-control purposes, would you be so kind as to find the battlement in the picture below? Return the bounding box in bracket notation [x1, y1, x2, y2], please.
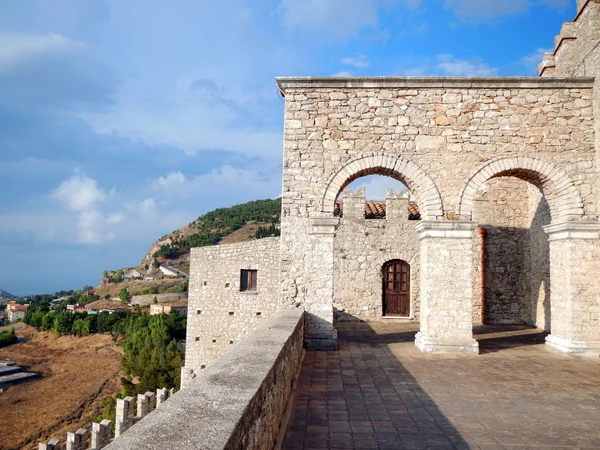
[539, 0, 600, 77]
[38, 388, 174, 450]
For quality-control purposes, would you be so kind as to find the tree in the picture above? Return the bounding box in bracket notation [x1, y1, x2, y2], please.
[152, 296, 158, 304]
[119, 288, 130, 304]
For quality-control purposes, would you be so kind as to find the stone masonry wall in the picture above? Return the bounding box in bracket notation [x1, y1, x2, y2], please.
[278, 78, 597, 338]
[471, 177, 552, 327]
[333, 188, 420, 321]
[184, 237, 280, 373]
[473, 177, 533, 325]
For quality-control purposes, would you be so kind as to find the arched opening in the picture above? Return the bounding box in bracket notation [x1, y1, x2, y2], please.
[382, 260, 410, 317]
[459, 157, 584, 335]
[320, 154, 443, 220]
[472, 173, 551, 331]
[334, 175, 420, 220]
[325, 157, 441, 323]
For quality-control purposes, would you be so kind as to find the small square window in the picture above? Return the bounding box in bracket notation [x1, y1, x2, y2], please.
[240, 269, 257, 291]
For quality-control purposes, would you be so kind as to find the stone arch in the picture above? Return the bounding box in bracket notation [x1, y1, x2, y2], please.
[320, 154, 444, 220]
[458, 156, 584, 222]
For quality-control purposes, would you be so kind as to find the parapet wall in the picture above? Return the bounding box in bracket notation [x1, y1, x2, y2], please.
[185, 237, 280, 373]
[106, 309, 305, 450]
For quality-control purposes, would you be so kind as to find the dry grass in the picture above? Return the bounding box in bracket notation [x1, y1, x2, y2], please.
[0, 327, 123, 450]
[94, 278, 186, 297]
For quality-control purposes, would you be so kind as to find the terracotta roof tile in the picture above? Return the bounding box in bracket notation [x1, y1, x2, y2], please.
[334, 200, 420, 220]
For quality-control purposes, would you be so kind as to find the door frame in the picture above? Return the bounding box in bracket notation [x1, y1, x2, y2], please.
[382, 259, 411, 318]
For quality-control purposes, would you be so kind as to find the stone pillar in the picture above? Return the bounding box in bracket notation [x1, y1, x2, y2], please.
[544, 222, 600, 357]
[156, 387, 169, 406]
[39, 439, 60, 450]
[91, 419, 112, 449]
[66, 428, 87, 450]
[137, 391, 155, 418]
[414, 221, 479, 354]
[304, 217, 339, 350]
[115, 396, 135, 437]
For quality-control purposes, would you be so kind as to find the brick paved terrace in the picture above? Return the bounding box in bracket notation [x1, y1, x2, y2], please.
[281, 323, 600, 450]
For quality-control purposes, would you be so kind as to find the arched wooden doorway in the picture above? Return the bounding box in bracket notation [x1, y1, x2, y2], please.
[382, 260, 410, 317]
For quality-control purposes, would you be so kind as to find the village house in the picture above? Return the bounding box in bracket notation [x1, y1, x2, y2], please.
[6, 303, 28, 323]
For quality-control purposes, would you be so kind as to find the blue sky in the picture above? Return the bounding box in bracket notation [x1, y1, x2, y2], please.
[0, 0, 575, 295]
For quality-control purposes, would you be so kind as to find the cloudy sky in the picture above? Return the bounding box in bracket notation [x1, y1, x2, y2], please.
[0, 0, 574, 295]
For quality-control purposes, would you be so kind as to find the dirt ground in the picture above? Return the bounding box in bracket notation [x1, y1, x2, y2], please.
[0, 326, 123, 450]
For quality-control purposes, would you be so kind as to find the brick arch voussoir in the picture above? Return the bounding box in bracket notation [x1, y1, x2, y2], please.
[458, 156, 584, 222]
[320, 154, 444, 220]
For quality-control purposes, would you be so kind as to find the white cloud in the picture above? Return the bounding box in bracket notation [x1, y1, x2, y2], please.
[341, 54, 370, 68]
[437, 54, 498, 76]
[280, 0, 380, 40]
[0, 32, 83, 73]
[445, 0, 529, 21]
[106, 212, 125, 224]
[137, 198, 156, 214]
[520, 48, 551, 74]
[52, 172, 106, 211]
[332, 71, 353, 77]
[156, 171, 187, 190]
[78, 210, 112, 244]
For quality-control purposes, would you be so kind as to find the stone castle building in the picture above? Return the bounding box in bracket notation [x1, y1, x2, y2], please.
[182, 0, 600, 383]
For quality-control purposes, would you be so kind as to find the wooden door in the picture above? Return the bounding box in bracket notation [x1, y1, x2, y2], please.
[383, 260, 410, 316]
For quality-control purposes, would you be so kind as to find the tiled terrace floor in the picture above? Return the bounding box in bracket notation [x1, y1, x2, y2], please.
[281, 323, 600, 450]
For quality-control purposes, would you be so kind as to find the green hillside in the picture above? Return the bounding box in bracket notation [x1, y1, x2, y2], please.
[153, 198, 281, 259]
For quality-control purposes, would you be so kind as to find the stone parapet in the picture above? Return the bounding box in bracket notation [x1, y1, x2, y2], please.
[105, 309, 305, 450]
[277, 76, 595, 91]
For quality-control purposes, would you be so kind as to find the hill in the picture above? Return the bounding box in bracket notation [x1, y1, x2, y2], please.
[97, 198, 281, 295]
[0, 326, 122, 449]
[0, 289, 17, 300]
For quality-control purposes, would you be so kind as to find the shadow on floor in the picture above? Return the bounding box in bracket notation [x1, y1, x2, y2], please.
[282, 323, 469, 449]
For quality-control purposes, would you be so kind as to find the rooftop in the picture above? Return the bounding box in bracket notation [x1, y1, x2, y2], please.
[281, 322, 600, 449]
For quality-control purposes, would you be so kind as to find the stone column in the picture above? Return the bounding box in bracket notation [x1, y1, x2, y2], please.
[414, 221, 479, 354]
[304, 217, 339, 350]
[544, 222, 600, 357]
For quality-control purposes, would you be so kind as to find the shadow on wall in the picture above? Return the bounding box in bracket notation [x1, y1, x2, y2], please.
[333, 309, 367, 322]
[529, 196, 551, 332]
[482, 219, 550, 329]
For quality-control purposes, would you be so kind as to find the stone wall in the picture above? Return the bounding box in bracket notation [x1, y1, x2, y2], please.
[333, 188, 420, 321]
[277, 77, 597, 350]
[131, 292, 188, 306]
[471, 177, 552, 327]
[108, 309, 305, 450]
[184, 237, 280, 374]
